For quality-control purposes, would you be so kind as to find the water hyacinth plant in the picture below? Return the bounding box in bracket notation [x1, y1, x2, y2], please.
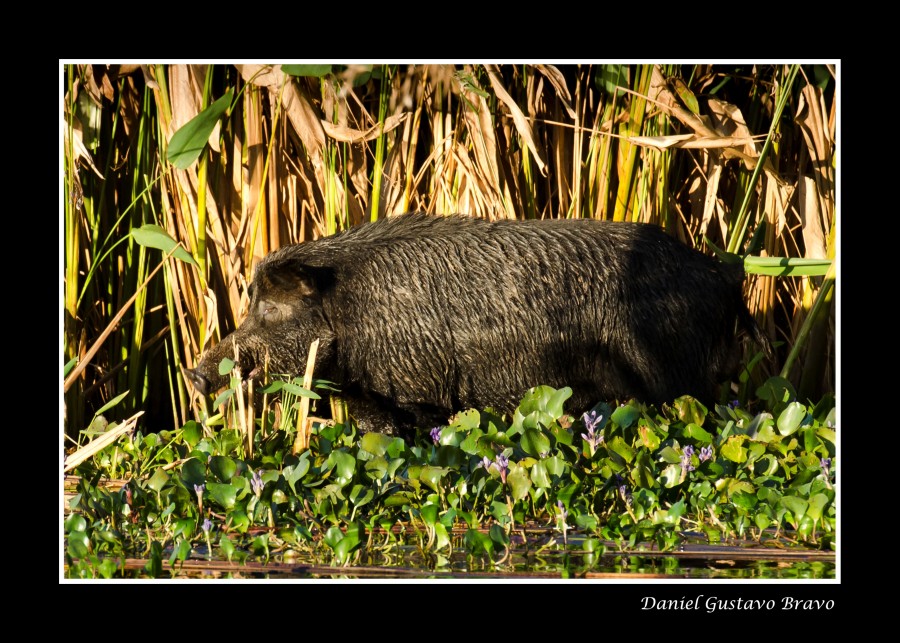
[64, 381, 835, 578]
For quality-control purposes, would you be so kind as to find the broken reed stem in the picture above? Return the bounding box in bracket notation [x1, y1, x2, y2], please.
[292, 339, 320, 455]
[246, 377, 254, 459]
[64, 412, 145, 472]
[231, 342, 249, 458]
[260, 350, 271, 439]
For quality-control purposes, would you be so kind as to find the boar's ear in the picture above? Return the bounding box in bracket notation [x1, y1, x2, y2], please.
[268, 262, 336, 297]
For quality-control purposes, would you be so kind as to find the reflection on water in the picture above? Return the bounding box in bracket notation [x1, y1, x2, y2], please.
[107, 530, 836, 580]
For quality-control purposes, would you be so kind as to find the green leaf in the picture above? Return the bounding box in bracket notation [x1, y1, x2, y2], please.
[420, 503, 438, 527]
[672, 77, 700, 114]
[146, 468, 170, 492]
[349, 484, 374, 509]
[418, 466, 450, 493]
[595, 64, 629, 96]
[660, 464, 682, 488]
[209, 455, 236, 482]
[682, 423, 712, 444]
[131, 224, 199, 267]
[94, 391, 130, 416]
[433, 522, 450, 550]
[282, 65, 334, 78]
[464, 528, 494, 556]
[64, 356, 78, 378]
[217, 357, 236, 376]
[529, 461, 551, 488]
[459, 428, 484, 455]
[361, 432, 395, 457]
[489, 524, 510, 547]
[324, 525, 344, 549]
[743, 412, 775, 440]
[543, 455, 567, 477]
[756, 376, 796, 413]
[281, 382, 321, 399]
[518, 385, 571, 419]
[671, 396, 708, 426]
[777, 402, 807, 436]
[546, 387, 573, 419]
[720, 436, 748, 463]
[731, 490, 758, 510]
[611, 403, 641, 428]
[450, 409, 482, 431]
[182, 421, 203, 448]
[435, 445, 467, 468]
[815, 426, 836, 449]
[215, 429, 242, 455]
[780, 495, 809, 522]
[384, 491, 417, 507]
[258, 380, 284, 394]
[630, 450, 655, 488]
[206, 482, 238, 510]
[67, 530, 90, 559]
[637, 421, 660, 450]
[167, 89, 233, 169]
[551, 424, 574, 446]
[658, 446, 682, 464]
[325, 450, 357, 485]
[65, 514, 87, 533]
[805, 493, 830, 521]
[608, 436, 635, 464]
[724, 479, 755, 499]
[521, 427, 551, 458]
[219, 535, 235, 562]
[283, 459, 310, 493]
[743, 256, 833, 277]
[180, 458, 206, 488]
[212, 389, 234, 408]
[507, 465, 532, 501]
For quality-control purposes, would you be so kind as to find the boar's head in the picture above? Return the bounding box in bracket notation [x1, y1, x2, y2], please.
[185, 256, 337, 396]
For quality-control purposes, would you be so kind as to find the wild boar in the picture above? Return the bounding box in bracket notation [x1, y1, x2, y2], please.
[186, 213, 767, 437]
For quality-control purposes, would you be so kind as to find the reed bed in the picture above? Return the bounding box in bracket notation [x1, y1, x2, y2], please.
[62, 63, 837, 440]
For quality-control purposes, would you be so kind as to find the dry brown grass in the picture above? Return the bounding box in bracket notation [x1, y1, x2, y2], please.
[62, 63, 837, 437]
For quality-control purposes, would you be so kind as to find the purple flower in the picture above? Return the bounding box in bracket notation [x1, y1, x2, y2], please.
[699, 445, 713, 462]
[557, 499, 567, 521]
[681, 446, 695, 472]
[479, 453, 510, 484]
[251, 469, 264, 496]
[202, 518, 213, 534]
[728, 399, 740, 409]
[582, 410, 603, 433]
[494, 453, 510, 484]
[194, 484, 205, 510]
[618, 484, 633, 507]
[820, 458, 831, 476]
[430, 426, 442, 444]
[581, 411, 605, 455]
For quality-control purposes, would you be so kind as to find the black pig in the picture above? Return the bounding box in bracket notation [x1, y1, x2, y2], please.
[186, 213, 766, 437]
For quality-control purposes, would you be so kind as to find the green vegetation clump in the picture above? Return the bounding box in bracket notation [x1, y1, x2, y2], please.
[64, 374, 835, 579]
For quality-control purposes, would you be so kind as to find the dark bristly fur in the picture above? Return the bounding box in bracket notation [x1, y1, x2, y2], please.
[186, 213, 768, 437]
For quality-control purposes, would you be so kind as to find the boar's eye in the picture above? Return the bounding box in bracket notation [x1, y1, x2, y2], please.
[260, 301, 281, 323]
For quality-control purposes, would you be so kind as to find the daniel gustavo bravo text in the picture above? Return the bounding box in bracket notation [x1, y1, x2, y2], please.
[640, 595, 835, 613]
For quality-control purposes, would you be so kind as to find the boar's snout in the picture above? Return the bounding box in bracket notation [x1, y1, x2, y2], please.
[185, 367, 213, 395]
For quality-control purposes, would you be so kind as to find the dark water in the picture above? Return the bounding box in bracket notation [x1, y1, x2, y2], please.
[112, 531, 835, 580]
